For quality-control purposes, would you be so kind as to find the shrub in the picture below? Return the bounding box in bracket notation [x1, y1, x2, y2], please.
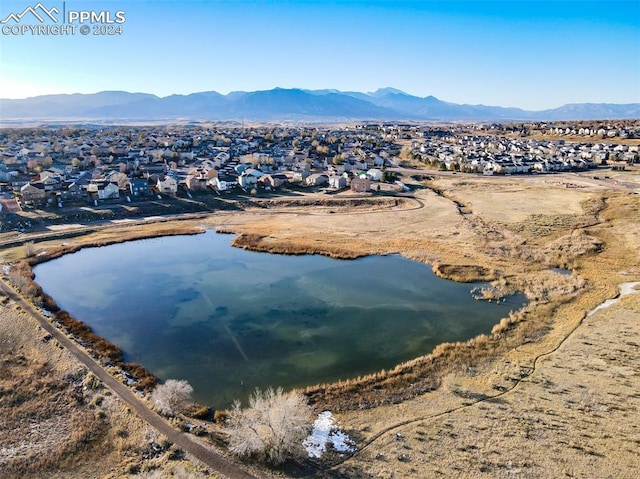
[225, 387, 311, 465]
[151, 379, 193, 416]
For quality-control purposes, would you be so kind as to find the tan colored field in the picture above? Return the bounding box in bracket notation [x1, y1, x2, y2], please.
[1, 171, 639, 477]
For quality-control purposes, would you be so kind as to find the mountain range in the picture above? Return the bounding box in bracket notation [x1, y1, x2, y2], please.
[1, 88, 638, 122]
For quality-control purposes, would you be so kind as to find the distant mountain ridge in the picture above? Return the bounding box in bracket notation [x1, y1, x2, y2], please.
[1, 88, 638, 121]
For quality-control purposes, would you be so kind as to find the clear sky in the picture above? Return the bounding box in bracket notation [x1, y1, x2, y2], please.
[0, 0, 639, 109]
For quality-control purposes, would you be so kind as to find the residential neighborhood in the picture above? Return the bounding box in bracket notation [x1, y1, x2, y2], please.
[0, 121, 638, 220]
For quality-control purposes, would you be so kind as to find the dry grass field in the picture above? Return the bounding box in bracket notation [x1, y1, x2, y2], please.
[1, 169, 639, 478]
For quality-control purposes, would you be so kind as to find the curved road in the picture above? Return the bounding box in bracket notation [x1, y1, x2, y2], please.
[0, 194, 424, 249]
[0, 278, 263, 479]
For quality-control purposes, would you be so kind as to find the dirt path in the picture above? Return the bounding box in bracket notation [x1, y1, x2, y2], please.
[0, 278, 264, 479]
[0, 195, 421, 250]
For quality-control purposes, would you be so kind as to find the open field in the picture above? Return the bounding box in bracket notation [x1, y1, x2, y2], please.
[1, 169, 639, 477]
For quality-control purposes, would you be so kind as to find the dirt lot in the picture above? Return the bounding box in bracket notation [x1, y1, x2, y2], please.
[1, 170, 639, 478]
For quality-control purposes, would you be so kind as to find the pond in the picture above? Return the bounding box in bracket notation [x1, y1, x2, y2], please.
[33, 230, 524, 407]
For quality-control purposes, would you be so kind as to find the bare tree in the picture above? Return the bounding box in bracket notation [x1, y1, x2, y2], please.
[151, 379, 193, 416]
[7, 271, 28, 290]
[23, 241, 36, 258]
[225, 387, 311, 465]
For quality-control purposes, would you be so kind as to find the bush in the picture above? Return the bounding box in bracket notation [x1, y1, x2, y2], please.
[23, 241, 37, 258]
[151, 379, 193, 416]
[225, 387, 311, 465]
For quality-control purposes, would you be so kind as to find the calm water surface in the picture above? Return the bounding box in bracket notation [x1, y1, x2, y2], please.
[34, 231, 523, 407]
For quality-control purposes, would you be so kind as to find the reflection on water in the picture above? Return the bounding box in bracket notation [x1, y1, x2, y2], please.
[34, 231, 524, 407]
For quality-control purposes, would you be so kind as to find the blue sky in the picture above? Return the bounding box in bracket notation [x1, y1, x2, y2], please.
[0, 0, 639, 109]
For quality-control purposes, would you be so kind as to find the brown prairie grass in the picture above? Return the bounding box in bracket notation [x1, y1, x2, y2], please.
[0, 308, 106, 478]
[0, 294, 202, 479]
[432, 263, 498, 282]
[229, 232, 368, 259]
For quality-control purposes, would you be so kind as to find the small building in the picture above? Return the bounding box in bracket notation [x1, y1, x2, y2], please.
[98, 182, 119, 200]
[329, 175, 347, 189]
[129, 178, 150, 197]
[261, 173, 288, 189]
[305, 173, 329, 187]
[20, 183, 47, 203]
[350, 177, 371, 193]
[366, 168, 384, 181]
[238, 172, 258, 189]
[157, 176, 178, 195]
[211, 177, 235, 192]
[61, 181, 85, 200]
[291, 170, 310, 183]
[185, 174, 208, 191]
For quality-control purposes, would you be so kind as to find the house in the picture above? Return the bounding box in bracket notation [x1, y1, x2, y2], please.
[20, 183, 47, 203]
[185, 174, 208, 191]
[129, 178, 150, 197]
[97, 182, 119, 200]
[291, 170, 310, 183]
[157, 176, 178, 195]
[190, 165, 218, 180]
[238, 172, 258, 189]
[244, 168, 264, 179]
[350, 177, 371, 192]
[366, 168, 384, 181]
[234, 163, 252, 174]
[60, 181, 85, 200]
[211, 177, 235, 192]
[305, 173, 329, 187]
[0, 165, 18, 183]
[40, 175, 63, 192]
[328, 175, 347, 189]
[260, 173, 288, 189]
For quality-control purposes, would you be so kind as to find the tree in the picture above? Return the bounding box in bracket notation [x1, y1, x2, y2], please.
[151, 379, 193, 416]
[26, 159, 40, 171]
[23, 241, 36, 258]
[225, 387, 312, 465]
[316, 145, 330, 156]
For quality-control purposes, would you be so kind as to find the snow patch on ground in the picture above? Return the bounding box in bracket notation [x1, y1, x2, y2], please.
[304, 411, 356, 458]
[587, 282, 640, 318]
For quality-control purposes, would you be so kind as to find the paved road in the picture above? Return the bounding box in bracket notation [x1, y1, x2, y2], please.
[0, 278, 263, 479]
[0, 193, 422, 249]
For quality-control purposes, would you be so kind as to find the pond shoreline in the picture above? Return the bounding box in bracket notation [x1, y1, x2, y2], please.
[10, 222, 534, 412]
